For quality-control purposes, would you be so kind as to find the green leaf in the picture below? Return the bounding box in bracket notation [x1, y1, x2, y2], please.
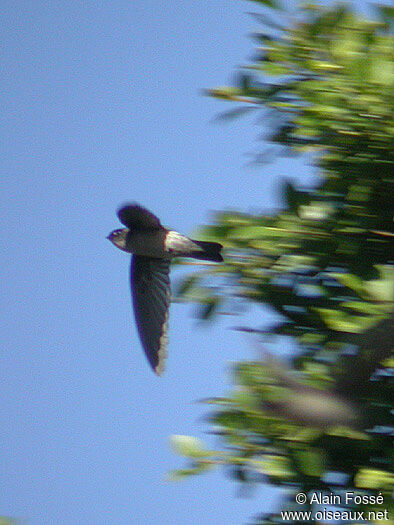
[342, 301, 385, 315]
[168, 463, 215, 481]
[247, 0, 282, 9]
[170, 435, 212, 459]
[283, 180, 299, 212]
[198, 296, 220, 320]
[214, 106, 256, 122]
[331, 273, 366, 297]
[355, 468, 394, 490]
[293, 449, 325, 477]
[168, 468, 201, 481]
[375, 5, 394, 28]
[258, 61, 289, 76]
[175, 274, 201, 297]
[366, 266, 394, 302]
[176, 4, 394, 517]
[251, 455, 295, 479]
[230, 225, 290, 240]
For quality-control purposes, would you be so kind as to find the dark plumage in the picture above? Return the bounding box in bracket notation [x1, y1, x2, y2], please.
[118, 204, 162, 231]
[108, 203, 223, 375]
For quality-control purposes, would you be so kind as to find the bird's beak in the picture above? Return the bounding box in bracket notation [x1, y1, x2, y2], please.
[106, 234, 111, 240]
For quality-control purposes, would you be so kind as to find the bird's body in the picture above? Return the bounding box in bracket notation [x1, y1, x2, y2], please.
[112, 229, 169, 257]
[107, 203, 223, 375]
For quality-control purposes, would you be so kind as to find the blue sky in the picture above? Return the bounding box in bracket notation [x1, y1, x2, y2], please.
[0, 1, 346, 523]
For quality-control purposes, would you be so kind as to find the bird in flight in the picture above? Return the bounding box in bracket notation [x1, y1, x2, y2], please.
[107, 203, 223, 375]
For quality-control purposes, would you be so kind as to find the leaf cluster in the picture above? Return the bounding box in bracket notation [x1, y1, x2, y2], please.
[172, 2, 393, 523]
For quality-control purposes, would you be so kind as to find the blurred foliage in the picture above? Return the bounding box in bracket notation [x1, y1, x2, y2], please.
[172, 1, 393, 523]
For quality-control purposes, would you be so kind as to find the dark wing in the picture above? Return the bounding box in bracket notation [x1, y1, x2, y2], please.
[118, 203, 163, 231]
[131, 256, 171, 375]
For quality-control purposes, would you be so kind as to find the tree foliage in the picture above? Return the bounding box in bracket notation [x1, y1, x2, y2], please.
[171, 2, 393, 523]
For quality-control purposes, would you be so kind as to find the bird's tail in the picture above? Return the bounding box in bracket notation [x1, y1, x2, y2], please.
[190, 240, 223, 262]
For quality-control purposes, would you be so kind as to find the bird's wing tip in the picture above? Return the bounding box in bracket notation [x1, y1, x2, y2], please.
[154, 361, 166, 376]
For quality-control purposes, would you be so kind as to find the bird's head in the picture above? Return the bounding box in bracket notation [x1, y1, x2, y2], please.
[107, 228, 129, 251]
